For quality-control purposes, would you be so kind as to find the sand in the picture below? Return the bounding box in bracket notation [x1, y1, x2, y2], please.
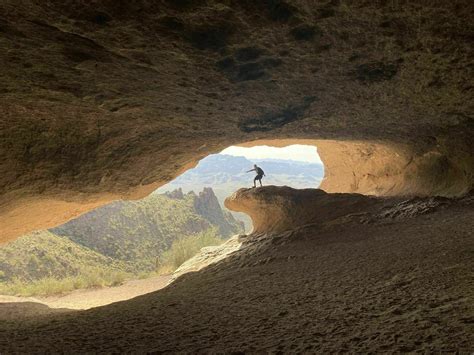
[0, 191, 472, 352]
[38, 275, 172, 310]
[0, 275, 172, 322]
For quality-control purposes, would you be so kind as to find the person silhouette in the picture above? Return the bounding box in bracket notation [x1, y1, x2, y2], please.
[246, 164, 265, 188]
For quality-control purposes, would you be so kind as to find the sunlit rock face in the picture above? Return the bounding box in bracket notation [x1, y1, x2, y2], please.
[0, 1, 473, 242]
[239, 139, 474, 198]
[316, 141, 473, 198]
[170, 235, 242, 283]
[225, 186, 382, 234]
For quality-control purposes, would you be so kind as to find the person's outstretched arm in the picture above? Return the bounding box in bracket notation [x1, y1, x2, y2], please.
[246, 169, 256, 173]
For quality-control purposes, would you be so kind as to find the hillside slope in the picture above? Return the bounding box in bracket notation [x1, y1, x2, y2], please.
[156, 153, 324, 230]
[52, 188, 243, 272]
[0, 231, 125, 283]
[0, 188, 244, 295]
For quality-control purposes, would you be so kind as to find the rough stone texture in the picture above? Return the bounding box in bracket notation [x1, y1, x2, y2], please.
[1, 188, 472, 352]
[193, 187, 245, 236]
[315, 140, 473, 197]
[0, 1, 473, 241]
[240, 139, 473, 198]
[169, 234, 242, 283]
[1, 3, 473, 350]
[225, 186, 382, 234]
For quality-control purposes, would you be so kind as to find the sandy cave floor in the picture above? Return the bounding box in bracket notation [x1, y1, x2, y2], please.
[0, 275, 172, 321]
[0, 194, 472, 353]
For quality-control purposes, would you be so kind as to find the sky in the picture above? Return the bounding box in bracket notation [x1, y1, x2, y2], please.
[220, 144, 323, 164]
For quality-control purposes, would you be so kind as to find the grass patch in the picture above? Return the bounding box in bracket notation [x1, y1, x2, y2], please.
[0, 227, 225, 296]
[157, 227, 223, 274]
[0, 268, 130, 297]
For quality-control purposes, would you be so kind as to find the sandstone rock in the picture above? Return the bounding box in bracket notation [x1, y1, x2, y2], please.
[169, 235, 242, 282]
[225, 185, 382, 234]
[0, 1, 472, 242]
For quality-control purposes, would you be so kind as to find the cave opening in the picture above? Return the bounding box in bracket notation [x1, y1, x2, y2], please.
[0, 0, 472, 349]
[0, 142, 324, 311]
[1, 135, 471, 317]
[157, 142, 325, 231]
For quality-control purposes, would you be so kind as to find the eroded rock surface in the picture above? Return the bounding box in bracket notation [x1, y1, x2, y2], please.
[1, 191, 472, 352]
[169, 235, 242, 283]
[0, 1, 473, 242]
[225, 186, 383, 234]
[1, 2, 473, 350]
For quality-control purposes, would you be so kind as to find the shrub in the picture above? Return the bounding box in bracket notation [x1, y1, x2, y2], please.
[0, 268, 131, 297]
[157, 227, 223, 273]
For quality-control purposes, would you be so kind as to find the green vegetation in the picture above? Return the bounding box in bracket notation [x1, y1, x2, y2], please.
[157, 227, 223, 274]
[0, 231, 127, 283]
[0, 230, 132, 297]
[51, 190, 242, 273]
[0, 268, 129, 297]
[0, 188, 243, 297]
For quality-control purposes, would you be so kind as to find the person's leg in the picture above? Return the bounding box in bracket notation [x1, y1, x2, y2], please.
[259, 178, 263, 187]
[253, 176, 257, 188]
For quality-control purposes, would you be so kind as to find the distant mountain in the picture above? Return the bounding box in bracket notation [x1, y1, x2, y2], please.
[0, 188, 244, 294]
[159, 154, 324, 185]
[52, 187, 243, 272]
[161, 154, 324, 187]
[156, 154, 324, 230]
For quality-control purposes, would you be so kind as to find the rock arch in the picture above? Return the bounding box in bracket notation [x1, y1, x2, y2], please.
[0, 1, 472, 243]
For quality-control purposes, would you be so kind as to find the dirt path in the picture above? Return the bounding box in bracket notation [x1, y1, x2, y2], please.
[0, 275, 172, 320]
[39, 275, 172, 310]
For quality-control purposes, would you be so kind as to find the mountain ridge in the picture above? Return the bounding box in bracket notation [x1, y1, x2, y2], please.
[0, 188, 243, 295]
[156, 154, 324, 230]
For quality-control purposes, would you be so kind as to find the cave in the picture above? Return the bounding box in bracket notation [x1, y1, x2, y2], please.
[0, 143, 323, 305]
[0, 0, 473, 352]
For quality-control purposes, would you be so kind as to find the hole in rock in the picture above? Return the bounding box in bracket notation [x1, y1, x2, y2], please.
[0, 143, 323, 313]
[157, 143, 324, 231]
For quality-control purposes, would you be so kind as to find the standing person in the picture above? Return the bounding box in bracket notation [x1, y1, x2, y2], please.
[246, 164, 265, 188]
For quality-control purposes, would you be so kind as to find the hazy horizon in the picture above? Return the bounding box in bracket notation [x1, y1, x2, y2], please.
[220, 145, 323, 165]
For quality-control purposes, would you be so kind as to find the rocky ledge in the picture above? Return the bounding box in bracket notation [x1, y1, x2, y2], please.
[225, 186, 383, 234]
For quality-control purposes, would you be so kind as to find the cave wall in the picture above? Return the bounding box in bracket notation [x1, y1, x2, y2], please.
[225, 186, 383, 235]
[317, 140, 473, 197]
[239, 139, 474, 197]
[0, 0, 473, 243]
